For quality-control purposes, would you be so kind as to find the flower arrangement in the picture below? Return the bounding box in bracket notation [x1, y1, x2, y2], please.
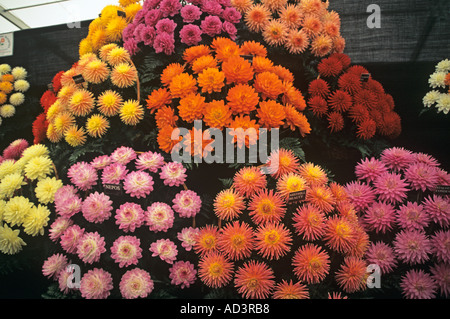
[41, 146, 205, 299]
[192, 148, 373, 299]
[0, 64, 30, 126]
[146, 38, 311, 159]
[422, 59, 450, 115]
[0, 143, 62, 255]
[346, 147, 450, 299]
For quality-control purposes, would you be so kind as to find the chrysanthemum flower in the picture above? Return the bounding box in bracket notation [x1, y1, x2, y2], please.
[366, 241, 397, 275]
[292, 244, 330, 284]
[265, 149, 299, 179]
[59, 224, 85, 254]
[298, 162, 327, 187]
[307, 95, 328, 117]
[0, 172, 25, 199]
[42, 253, 68, 280]
[380, 147, 414, 172]
[213, 188, 246, 221]
[400, 269, 437, 299]
[335, 257, 368, 293]
[85, 114, 110, 138]
[283, 104, 311, 136]
[169, 73, 197, 99]
[430, 263, 450, 298]
[81, 191, 113, 224]
[234, 260, 275, 299]
[114, 202, 144, 233]
[149, 238, 178, 264]
[254, 222, 292, 260]
[396, 202, 430, 230]
[221, 56, 254, 84]
[272, 65, 294, 83]
[155, 105, 178, 129]
[120, 99, 144, 125]
[194, 225, 219, 255]
[373, 172, 409, 204]
[292, 204, 326, 241]
[53, 112, 76, 136]
[327, 111, 344, 132]
[101, 163, 128, 185]
[212, 37, 242, 62]
[272, 280, 309, 299]
[363, 201, 396, 233]
[305, 185, 335, 214]
[90, 155, 112, 171]
[67, 162, 98, 191]
[404, 163, 439, 192]
[145, 202, 174, 233]
[354, 157, 388, 183]
[177, 227, 200, 252]
[394, 229, 431, 265]
[0, 224, 26, 255]
[217, 221, 254, 261]
[9, 93, 25, 106]
[35, 176, 63, 205]
[172, 190, 202, 218]
[245, 4, 271, 32]
[168, 260, 197, 289]
[120, 268, 154, 299]
[80, 268, 113, 299]
[198, 251, 234, 288]
[251, 56, 273, 74]
[318, 56, 343, 78]
[262, 19, 288, 47]
[24, 155, 53, 181]
[338, 72, 362, 95]
[48, 217, 73, 242]
[106, 47, 131, 66]
[197, 67, 225, 94]
[308, 78, 330, 99]
[422, 195, 450, 228]
[203, 100, 232, 129]
[68, 89, 95, 117]
[276, 173, 307, 201]
[323, 216, 357, 254]
[111, 63, 137, 88]
[159, 162, 187, 187]
[226, 84, 259, 115]
[64, 125, 87, 147]
[146, 88, 172, 114]
[328, 89, 352, 113]
[248, 189, 286, 224]
[254, 71, 284, 100]
[135, 151, 164, 173]
[177, 93, 205, 123]
[123, 171, 154, 199]
[76, 231, 106, 264]
[430, 230, 450, 264]
[111, 235, 142, 268]
[191, 55, 218, 74]
[345, 181, 376, 212]
[256, 100, 286, 129]
[2, 139, 28, 160]
[82, 59, 109, 84]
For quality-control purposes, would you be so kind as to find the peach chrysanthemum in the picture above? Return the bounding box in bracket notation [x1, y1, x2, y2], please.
[262, 20, 288, 47]
[57, 84, 77, 106]
[279, 4, 303, 28]
[99, 43, 119, 61]
[248, 189, 286, 224]
[240, 41, 267, 57]
[64, 125, 87, 147]
[254, 71, 284, 100]
[272, 280, 309, 299]
[221, 56, 254, 84]
[284, 104, 311, 136]
[120, 100, 144, 125]
[261, 0, 288, 12]
[214, 188, 246, 221]
[231, 0, 253, 13]
[110, 63, 137, 88]
[335, 257, 368, 293]
[234, 260, 275, 299]
[86, 114, 109, 138]
[304, 184, 336, 213]
[161, 63, 185, 86]
[169, 73, 198, 99]
[177, 93, 205, 123]
[217, 221, 255, 260]
[301, 14, 323, 36]
[299, 162, 328, 187]
[106, 47, 131, 66]
[276, 173, 307, 201]
[82, 59, 110, 84]
[194, 225, 220, 255]
[146, 88, 172, 114]
[226, 84, 259, 115]
[191, 55, 217, 74]
[323, 216, 357, 254]
[292, 244, 330, 284]
[255, 222, 292, 260]
[256, 100, 286, 128]
[197, 67, 225, 94]
[311, 34, 333, 57]
[293, 203, 326, 241]
[198, 251, 234, 288]
[97, 90, 123, 116]
[183, 45, 211, 64]
[155, 106, 178, 129]
[53, 112, 75, 136]
[233, 166, 267, 198]
[69, 89, 95, 117]
[265, 148, 300, 178]
[203, 100, 232, 129]
[300, 0, 326, 15]
[245, 4, 271, 33]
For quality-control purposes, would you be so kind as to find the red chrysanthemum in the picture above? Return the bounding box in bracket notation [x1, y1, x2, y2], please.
[308, 78, 330, 98]
[327, 111, 344, 132]
[317, 56, 343, 78]
[327, 89, 352, 113]
[307, 95, 328, 117]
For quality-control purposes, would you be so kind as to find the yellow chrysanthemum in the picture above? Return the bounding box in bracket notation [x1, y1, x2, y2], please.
[100, 5, 123, 23]
[3, 196, 34, 227]
[22, 204, 51, 237]
[89, 28, 108, 52]
[79, 38, 94, 56]
[9, 92, 25, 106]
[35, 177, 63, 205]
[120, 100, 144, 125]
[97, 90, 123, 116]
[20, 144, 49, 162]
[86, 114, 110, 137]
[69, 89, 95, 117]
[0, 160, 17, 180]
[106, 47, 131, 66]
[0, 173, 25, 200]
[14, 79, 30, 92]
[0, 200, 6, 221]
[111, 63, 137, 88]
[119, 0, 139, 6]
[105, 16, 128, 42]
[64, 125, 87, 147]
[276, 173, 307, 200]
[24, 156, 54, 181]
[53, 112, 75, 135]
[11, 67, 27, 80]
[46, 101, 63, 122]
[57, 84, 77, 106]
[78, 53, 98, 71]
[124, 3, 142, 23]
[46, 123, 63, 143]
[0, 104, 15, 118]
[0, 224, 26, 255]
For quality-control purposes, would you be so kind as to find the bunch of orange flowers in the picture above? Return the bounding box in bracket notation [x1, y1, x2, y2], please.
[192, 148, 373, 299]
[146, 37, 311, 157]
[78, 0, 142, 57]
[232, 0, 345, 57]
[45, 43, 143, 147]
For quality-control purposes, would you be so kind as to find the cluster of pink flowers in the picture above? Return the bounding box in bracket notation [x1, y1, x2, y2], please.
[42, 146, 202, 299]
[347, 147, 450, 299]
[122, 0, 241, 55]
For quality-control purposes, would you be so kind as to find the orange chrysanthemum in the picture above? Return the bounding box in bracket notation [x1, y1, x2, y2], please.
[240, 41, 267, 57]
[169, 73, 198, 99]
[348, 103, 370, 124]
[60, 68, 78, 87]
[251, 56, 274, 74]
[221, 56, 254, 84]
[217, 221, 254, 260]
[301, 14, 323, 36]
[228, 115, 260, 148]
[226, 84, 259, 115]
[177, 93, 205, 123]
[213, 188, 246, 221]
[106, 47, 131, 66]
[0, 81, 13, 94]
[191, 55, 218, 74]
[284, 104, 311, 136]
[265, 148, 300, 178]
[155, 106, 178, 129]
[300, 0, 326, 15]
[356, 118, 377, 140]
[292, 244, 330, 284]
[233, 166, 267, 198]
[231, 0, 253, 13]
[82, 59, 110, 84]
[1, 74, 14, 82]
[203, 100, 232, 129]
[85, 114, 110, 138]
[271, 65, 294, 83]
[276, 172, 307, 201]
[305, 185, 336, 214]
[198, 251, 234, 288]
[254, 72, 284, 100]
[308, 96, 328, 117]
[261, 0, 288, 12]
[234, 260, 275, 299]
[323, 216, 358, 254]
[299, 162, 328, 187]
[311, 34, 333, 57]
[213, 38, 242, 62]
[279, 4, 303, 28]
[64, 125, 87, 147]
[110, 63, 137, 88]
[254, 222, 292, 260]
[347, 228, 370, 258]
[161, 63, 185, 87]
[68, 89, 95, 117]
[99, 43, 119, 62]
[329, 182, 349, 204]
[197, 67, 225, 94]
[256, 100, 286, 128]
[292, 204, 326, 241]
[181, 127, 214, 158]
[272, 280, 309, 299]
[262, 20, 288, 47]
[157, 126, 181, 154]
[146, 88, 172, 114]
[324, 20, 340, 38]
[97, 90, 123, 117]
[248, 189, 286, 224]
[283, 85, 307, 111]
[53, 112, 75, 136]
[194, 225, 220, 255]
[335, 257, 368, 293]
[245, 5, 271, 33]
[183, 45, 211, 64]
[46, 123, 62, 143]
[57, 84, 77, 106]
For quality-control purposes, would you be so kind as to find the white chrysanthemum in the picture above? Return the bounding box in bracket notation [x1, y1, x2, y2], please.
[14, 79, 30, 92]
[0, 64, 11, 75]
[9, 92, 25, 106]
[436, 93, 450, 115]
[11, 66, 27, 80]
[429, 71, 447, 89]
[423, 90, 441, 107]
[436, 59, 450, 73]
[0, 104, 15, 118]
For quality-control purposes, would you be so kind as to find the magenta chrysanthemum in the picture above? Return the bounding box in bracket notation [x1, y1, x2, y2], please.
[135, 151, 164, 173]
[169, 260, 197, 289]
[159, 162, 187, 187]
[363, 201, 397, 233]
[80, 268, 113, 299]
[430, 263, 450, 298]
[380, 147, 414, 172]
[2, 139, 29, 160]
[354, 157, 388, 183]
[101, 163, 129, 185]
[115, 202, 145, 233]
[81, 191, 113, 223]
[67, 162, 98, 191]
[111, 236, 143, 268]
[150, 238, 178, 264]
[344, 181, 376, 212]
[119, 268, 154, 299]
[145, 202, 175, 232]
[373, 172, 409, 204]
[180, 24, 203, 46]
[200, 15, 222, 37]
[60, 224, 85, 254]
[180, 4, 202, 23]
[400, 269, 437, 299]
[42, 253, 68, 279]
[430, 230, 450, 264]
[76, 231, 106, 264]
[404, 163, 439, 192]
[110, 146, 137, 165]
[394, 229, 431, 265]
[48, 217, 73, 242]
[123, 171, 154, 198]
[172, 190, 202, 218]
[91, 155, 112, 170]
[422, 195, 450, 228]
[177, 227, 200, 251]
[54, 185, 82, 218]
[366, 241, 397, 274]
[396, 202, 430, 230]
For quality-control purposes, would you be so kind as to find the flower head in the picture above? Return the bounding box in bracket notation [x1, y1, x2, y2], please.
[364, 201, 396, 233]
[396, 202, 430, 230]
[344, 181, 376, 212]
[373, 172, 409, 204]
[422, 195, 450, 228]
[198, 251, 233, 288]
[380, 147, 414, 172]
[177, 227, 199, 252]
[172, 190, 202, 218]
[355, 157, 388, 183]
[400, 269, 437, 299]
[149, 238, 178, 264]
[335, 257, 368, 293]
[366, 241, 397, 275]
[60, 225, 85, 254]
[81, 192, 113, 224]
[115, 202, 144, 233]
[76, 231, 106, 264]
[35, 177, 63, 204]
[120, 268, 154, 299]
[248, 189, 286, 224]
[169, 261, 197, 289]
[42, 253, 68, 279]
[145, 202, 175, 233]
[80, 268, 113, 299]
[292, 204, 326, 241]
[394, 229, 431, 265]
[234, 260, 275, 299]
[292, 244, 330, 284]
[123, 171, 154, 199]
[255, 222, 292, 260]
[67, 162, 97, 191]
[111, 235, 142, 268]
[0, 224, 26, 255]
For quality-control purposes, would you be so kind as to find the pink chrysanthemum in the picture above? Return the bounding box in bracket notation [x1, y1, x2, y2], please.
[119, 268, 154, 299]
[110, 146, 137, 165]
[396, 202, 430, 230]
[60, 225, 85, 254]
[54, 186, 82, 218]
[111, 235, 143, 268]
[48, 217, 73, 242]
[363, 201, 397, 233]
[90, 155, 112, 170]
[150, 238, 178, 264]
[404, 163, 439, 192]
[57, 266, 76, 294]
[430, 263, 450, 298]
[177, 227, 200, 251]
[354, 157, 388, 183]
[67, 162, 98, 191]
[380, 147, 414, 172]
[344, 181, 377, 212]
[123, 171, 154, 198]
[145, 202, 175, 232]
[115, 202, 145, 233]
[169, 260, 197, 289]
[76, 231, 106, 264]
[80, 268, 113, 299]
[400, 269, 437, 299]
[366, 241, 397, 274]
[422, 195, 450, 228]
[101, 163, 129, 184]
[373, 172, 409, 204]
[412, 152, 440, 167]
[430, 230, 450, 264]
[159, 162, 187, 187]
[2, 139, 29, 160]
[394, 229, 431, 265]
[81, 191, 113, 223]
[172, 190, 202, 218]
[42, 253, 68, 280]
[135, 151, 165, 173]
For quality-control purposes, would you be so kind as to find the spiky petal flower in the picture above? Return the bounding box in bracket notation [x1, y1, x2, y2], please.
[213, 188, 246, 221]
[233, 166, 267, 198]
[363, 201, 397, 233]
[254, 222, 292, 260]
[396, 202, 430, 230]
[234, 260, 275, 299]
[380, 147, 414, 172]
[430, 230, 450, 264]
[345, 181, 376, 212]
[248, 189, 286, 225]
[400, 269, 437, 299]
[394, 229, 431, 265]
[42, 253, 69, 280]
[354, 157, 388, 183]
[272, 280, 309, 299]
[265, 148, 300, 178]
[323, 216, 357, 254]
[292, 244, 330, 284]
[422, 195, 450, 228]
[373, 172, 409, 205]
[292, 204, 326, 241]
[335, 257, 368, 293]
[366, 241, 397, 274]
[404, 163, 439, 192]
[430, 263, 450, 298]
[198, 251, 234, 288]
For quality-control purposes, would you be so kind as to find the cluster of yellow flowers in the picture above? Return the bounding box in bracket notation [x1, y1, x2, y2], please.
[78, 0, 142, 57]
[0, 64, 29, 125]
[0, 144, 62, 255]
